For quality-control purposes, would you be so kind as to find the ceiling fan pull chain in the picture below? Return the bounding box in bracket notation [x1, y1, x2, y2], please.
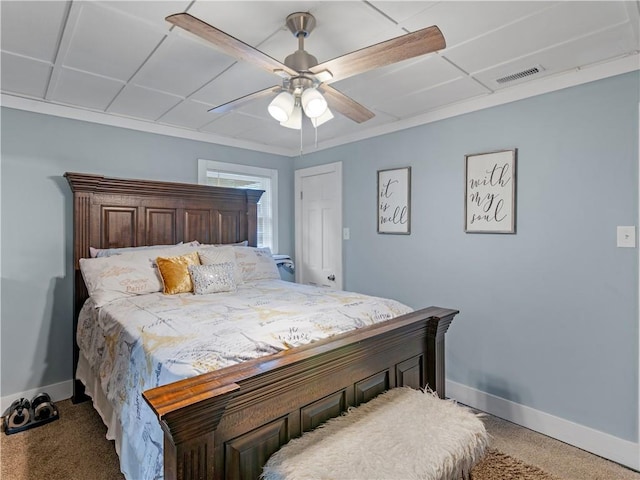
[299, 118, 304, 155]
[314, 123, 318, 149]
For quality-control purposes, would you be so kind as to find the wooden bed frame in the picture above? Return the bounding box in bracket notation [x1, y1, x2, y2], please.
[65, 172, 459, 480]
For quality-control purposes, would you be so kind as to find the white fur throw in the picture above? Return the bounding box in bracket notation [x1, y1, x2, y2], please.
[261, 387, 488, 480]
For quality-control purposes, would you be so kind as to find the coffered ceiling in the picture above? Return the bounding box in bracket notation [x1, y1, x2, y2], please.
[2, 1, 639, 156]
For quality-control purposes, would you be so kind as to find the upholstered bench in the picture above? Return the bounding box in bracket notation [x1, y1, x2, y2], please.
[262, 387, 488, 480]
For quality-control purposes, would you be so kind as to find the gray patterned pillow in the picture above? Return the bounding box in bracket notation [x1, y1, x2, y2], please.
[188, 262, 236, 295]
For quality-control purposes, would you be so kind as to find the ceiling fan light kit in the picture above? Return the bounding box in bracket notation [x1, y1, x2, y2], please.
[310, 107, 334, 128]
[280, 105, 303, 130]
[300, 88, 328, 118]
[166, 10, 446, 135]
[268, 91, 296, 122]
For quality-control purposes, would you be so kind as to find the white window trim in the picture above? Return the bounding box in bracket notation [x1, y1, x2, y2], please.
[198, 159, 278, 253]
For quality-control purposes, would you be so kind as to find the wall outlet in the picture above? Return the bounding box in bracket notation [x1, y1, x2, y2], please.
[617, 226, 636, 248]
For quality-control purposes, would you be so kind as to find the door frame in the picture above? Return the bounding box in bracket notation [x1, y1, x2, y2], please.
[294, 162, 343, 289]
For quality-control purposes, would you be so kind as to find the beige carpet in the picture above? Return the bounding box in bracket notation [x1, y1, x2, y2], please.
[480, 413, 640, 480]
[472, 449, 560, 479]
[0, 399, 638, 480]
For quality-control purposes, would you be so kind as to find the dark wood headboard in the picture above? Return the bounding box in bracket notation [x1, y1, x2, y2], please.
[65, 172, 263, 401]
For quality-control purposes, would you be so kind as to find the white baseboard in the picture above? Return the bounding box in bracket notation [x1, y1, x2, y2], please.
[1, 380, 73, 413]
[446, 380, 640, 471]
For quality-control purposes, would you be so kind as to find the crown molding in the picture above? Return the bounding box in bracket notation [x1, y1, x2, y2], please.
[0, 94, 294, 157]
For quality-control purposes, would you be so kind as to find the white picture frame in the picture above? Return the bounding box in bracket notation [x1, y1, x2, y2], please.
[465, 149, 517, 234]
[377, 167, 411, 234]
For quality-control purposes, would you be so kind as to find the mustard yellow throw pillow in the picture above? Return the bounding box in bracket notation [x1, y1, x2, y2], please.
[156, 251, 201, 294]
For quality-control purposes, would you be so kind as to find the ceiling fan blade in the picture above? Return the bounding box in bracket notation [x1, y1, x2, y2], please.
[318, 85, 375, 123]
[166, 13, 298, 78]
[310, 25, 446, 83]
[208, 86, 282, 113]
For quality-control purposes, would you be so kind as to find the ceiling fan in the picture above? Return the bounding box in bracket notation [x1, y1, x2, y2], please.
[166, 11, 446, 129]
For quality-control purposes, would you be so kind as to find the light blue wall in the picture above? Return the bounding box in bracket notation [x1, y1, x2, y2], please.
[0, 109, 294, 398]
[295, 71, 639, 442]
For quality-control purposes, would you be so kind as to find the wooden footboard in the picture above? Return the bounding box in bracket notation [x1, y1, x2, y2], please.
[143, 306, 458, 480]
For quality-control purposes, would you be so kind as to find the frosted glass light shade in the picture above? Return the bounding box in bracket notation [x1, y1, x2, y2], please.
[301, 88, 328, 118]
[310, 107, 334, 127]
[268, 92, 295, 122]
[280, 105, 302, 129]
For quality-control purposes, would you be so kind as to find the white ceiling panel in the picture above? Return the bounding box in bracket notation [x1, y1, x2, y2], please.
[108, 85, 183, 120]
[443, 1, 633, 75]
[233, 93, 276, 119]
[369, 2, 439, 25]
[401, 1, 556, 48]
[241, 119, 304, 146]
[133, 33, 235, 97]
[102, 1, 191, 31]
[0, 1, 69, 63]
[1, 1, 637, 155]
[208, 113, 289, 143]
[0, 52, 52, 99]
[187, 2, 322, 48]
[190, 61, 279, 107]
[374, 76, 488, 118]
[476, 22, 640, 90]
[311, 107, 398, 137]
[158, 99, 223, 129]
[201, 112, 268, 137]
[62, 2, 166, 81]
[249, 1, 406, 67]
[292, 2, 405, 62]
[334, 55, 464, 101]
[50, 67, 124, 110]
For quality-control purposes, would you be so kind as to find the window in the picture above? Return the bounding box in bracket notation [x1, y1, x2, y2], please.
[198, 160, 278, 252]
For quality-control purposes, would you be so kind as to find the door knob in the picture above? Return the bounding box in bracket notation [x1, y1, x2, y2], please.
[327, 274, 335, 281]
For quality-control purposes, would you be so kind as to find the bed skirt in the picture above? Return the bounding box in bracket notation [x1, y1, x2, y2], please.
[76, 354, 139, 479]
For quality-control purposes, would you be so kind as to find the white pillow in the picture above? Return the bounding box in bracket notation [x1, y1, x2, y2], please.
[89, 241, 199, 258]
[197, 240, 248, 247]
[80, 244, 200, 307]
[233, 246, 280, 282]
[197, 245, 242, 284]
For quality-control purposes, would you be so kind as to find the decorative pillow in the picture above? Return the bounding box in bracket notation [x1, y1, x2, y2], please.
[156, 251, 201, 295]
[233, 246, 280, 282]
[188, 263, 237, 294]
[89, 241, 199, 258]
[198, 245, 242, 284]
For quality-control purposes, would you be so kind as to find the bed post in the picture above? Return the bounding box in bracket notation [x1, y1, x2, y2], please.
[69, 187, 92, 403]
[146, 383, 241, 480]
[425, 311, 457, 398]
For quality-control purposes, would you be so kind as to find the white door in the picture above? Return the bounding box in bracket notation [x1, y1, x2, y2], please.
[295, 162, 342, 289]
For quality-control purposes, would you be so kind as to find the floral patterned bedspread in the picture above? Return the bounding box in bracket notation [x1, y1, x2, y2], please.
[77, 279, 413, 480]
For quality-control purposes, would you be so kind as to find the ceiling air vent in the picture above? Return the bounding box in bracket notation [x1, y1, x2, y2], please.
[495, 65, 545, 84]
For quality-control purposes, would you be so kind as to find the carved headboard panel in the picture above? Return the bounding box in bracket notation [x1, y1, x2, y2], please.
[65, 172, 263, 400]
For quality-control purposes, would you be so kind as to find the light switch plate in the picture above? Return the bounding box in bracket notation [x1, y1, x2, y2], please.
[343, 228, 350, 240]
[617, 226, 636, 248]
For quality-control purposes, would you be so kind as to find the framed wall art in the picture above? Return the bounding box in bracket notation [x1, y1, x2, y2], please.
[377, 166, 411, 234]
[465, 149, 517, 234]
